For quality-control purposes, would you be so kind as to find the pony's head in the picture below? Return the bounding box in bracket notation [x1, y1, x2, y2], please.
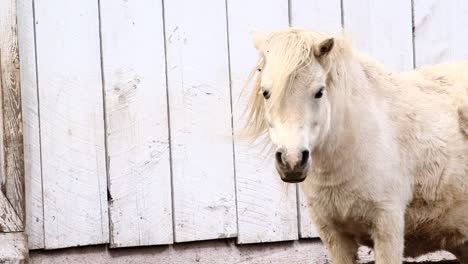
[242, 27, 348, 183]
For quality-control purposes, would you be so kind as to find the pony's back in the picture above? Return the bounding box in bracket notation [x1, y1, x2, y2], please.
[409, 61, 468, 137]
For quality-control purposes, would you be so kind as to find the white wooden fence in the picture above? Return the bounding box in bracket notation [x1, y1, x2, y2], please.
[17, 0, 468, 250]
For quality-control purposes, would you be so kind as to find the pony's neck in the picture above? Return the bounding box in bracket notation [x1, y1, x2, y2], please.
[310, 52, 376, 185]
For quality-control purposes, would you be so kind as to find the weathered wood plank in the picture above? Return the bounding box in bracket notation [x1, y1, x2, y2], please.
[17, 0, 44, 249]
[413, 0, 468, 67]
[29, 240, 334, 264]
[0, 0, 25, 227]
[0, 191, 22, 232]
[28, 240, 458, 264]
[0, 232, 28, 264]
[227, 0, 299, 244]
[289, 0, 342, 32]
[289, 0, 343, 239]
[296, 184, 319, 238]
[100, 0, 173, 247]
[164, 0, 237, 242]
[343, 0, 413, 71]
[34, 0, 109, 249]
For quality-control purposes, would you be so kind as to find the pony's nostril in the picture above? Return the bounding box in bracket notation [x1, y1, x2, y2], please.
[300, 150, 310, 168]
[276, 149, 308, 169]
[275, 151, 284, 166]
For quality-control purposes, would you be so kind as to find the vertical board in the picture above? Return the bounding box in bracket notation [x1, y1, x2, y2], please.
[0, 0, 25, 228]
[17, 0, 44, 249]
[34, 0, 109, 249]
[227, 0, 299, 244]
[414, 0, 468, 67]
[296, 186, 319, 238]
[100, 0, 173, 247]
[290, 0, 342, 32]
[343, 0, 413, 71]
[164, 0, 237, 242]
[289, 0, 342, 239]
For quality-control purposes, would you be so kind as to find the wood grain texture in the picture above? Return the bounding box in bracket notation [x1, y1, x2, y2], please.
[164, 0, 237, 242]
[29, 239, 333, 264]
[290, 0, 342, 32]
[0, 191, 22, 232]
[17, 0, 44, 249]
[343, 0, 414, 71]
[0, 0, 25, 227]
[297, 184, 319, 238]
[413, 0, 468, 67]
[100, 0, 173, 248]
[28, 240, 457, 264]
[227, 0, 299, 244]
[34, 0, 109, 249]
[289, 0, 343, 239]
[0, 232, 28, 264]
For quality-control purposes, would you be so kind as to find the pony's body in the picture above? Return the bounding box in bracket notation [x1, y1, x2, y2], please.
[243, 28, 468, 263]
[302, 57, 468, 259]
[394, 62, 467, 257]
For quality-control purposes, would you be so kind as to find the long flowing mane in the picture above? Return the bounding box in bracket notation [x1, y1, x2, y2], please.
[239, 27, 351, 140]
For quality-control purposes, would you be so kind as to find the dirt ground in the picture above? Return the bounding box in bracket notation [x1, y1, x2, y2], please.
[406, 262, 459, 264]
[364, 261, 459, 264]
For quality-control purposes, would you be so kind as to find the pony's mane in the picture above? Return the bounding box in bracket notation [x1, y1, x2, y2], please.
[239, 27, 352, 140]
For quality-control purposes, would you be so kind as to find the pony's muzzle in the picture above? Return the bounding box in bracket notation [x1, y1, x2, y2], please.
[275, 149, 310, 183]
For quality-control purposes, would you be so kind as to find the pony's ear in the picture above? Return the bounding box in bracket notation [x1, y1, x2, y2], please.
[251, 31, 268, 51]
[314, 38, 334, 57]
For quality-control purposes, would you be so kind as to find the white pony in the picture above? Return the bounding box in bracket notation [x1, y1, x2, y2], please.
[241, 27, 468, 264]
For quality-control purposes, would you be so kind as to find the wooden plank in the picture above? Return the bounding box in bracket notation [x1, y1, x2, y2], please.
[34, 0, 109, 249]
[289, 0, 343, 239]
[413, 0, 468, 67]
[30, 239, 459, 264]
[289, 0, 342, 32]
[0, 191, 22, 232]
[0, 232, 28, 264]
[100, 0, 173, 247]
[17, 0, 44, 249]
[164, 0, 237, 242]
[28, 240, 457, 263]
[342, 0, 413, 71]
[226, 0, 299, 244]
[28, 239, 336, 264]
[297, 185, 319, 238]
[0, 0, 25, 227]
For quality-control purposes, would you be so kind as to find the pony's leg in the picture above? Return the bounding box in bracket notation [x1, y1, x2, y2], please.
[372, 210, 404, 264]
[317, 223, 358, 264]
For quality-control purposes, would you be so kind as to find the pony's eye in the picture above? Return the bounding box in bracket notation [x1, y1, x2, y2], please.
[314, 87, 324, 99]
[262, 90, 271, 99]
